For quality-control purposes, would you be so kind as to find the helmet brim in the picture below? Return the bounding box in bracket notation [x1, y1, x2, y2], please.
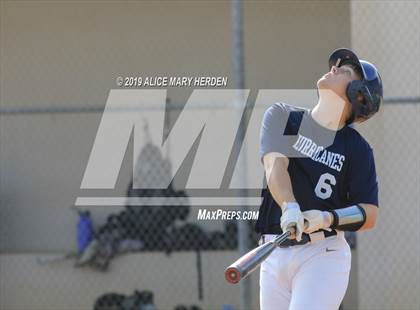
[329, 48, 367, 79]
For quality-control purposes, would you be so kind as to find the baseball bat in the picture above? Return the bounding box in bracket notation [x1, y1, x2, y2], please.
[224, 228, 294, 284]
[36, 253, 76, 265]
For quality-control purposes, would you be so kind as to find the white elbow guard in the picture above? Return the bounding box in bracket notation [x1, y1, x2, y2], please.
[330, 205, 366, 231]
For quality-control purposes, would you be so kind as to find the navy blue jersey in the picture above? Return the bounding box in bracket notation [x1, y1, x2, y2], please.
[255, 103, 378, 234]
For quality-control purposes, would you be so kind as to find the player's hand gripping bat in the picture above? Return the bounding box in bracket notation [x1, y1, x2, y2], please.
[224, 226, 299, 284]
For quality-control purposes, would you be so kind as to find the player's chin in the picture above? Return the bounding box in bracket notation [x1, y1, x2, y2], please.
[317, 77, 329, 89]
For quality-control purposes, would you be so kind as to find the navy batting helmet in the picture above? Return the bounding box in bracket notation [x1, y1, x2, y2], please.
[328, 48, 383, 123]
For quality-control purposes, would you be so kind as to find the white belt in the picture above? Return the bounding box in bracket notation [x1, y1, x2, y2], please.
[259, 230, 344, 246]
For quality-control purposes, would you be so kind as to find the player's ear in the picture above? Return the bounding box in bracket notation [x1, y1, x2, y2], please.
[356, 92, 365, 105]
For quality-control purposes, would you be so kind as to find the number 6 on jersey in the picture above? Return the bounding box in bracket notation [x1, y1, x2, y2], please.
[315, 173, 336, 199]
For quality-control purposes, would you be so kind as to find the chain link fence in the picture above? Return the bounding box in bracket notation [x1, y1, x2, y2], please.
[355, 101, 420, 310]
[0, 101, 262, 310]
[350, 2, 420, 309]
[1, 1, 419, 310]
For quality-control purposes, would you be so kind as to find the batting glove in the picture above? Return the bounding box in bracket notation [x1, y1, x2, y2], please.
[302, 209, 333, 234]
[280, 202, 304, 241]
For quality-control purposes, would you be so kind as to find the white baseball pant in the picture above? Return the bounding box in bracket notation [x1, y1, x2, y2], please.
[259, 231, 351, 310]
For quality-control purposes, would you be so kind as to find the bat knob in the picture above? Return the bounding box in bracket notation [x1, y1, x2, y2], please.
[225, 267, 241, 284]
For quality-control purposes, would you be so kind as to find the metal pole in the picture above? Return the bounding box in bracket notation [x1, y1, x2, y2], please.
[231, 0, 251, 309]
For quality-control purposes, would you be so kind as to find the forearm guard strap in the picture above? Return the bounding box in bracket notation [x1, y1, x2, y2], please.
[330, 205, 366, 231]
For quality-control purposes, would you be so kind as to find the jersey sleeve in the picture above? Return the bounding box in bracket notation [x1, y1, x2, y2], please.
[347, 137, 379, 206]
[259, 103, 294, 162]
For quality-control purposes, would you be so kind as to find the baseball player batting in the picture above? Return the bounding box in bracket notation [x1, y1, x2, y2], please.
[254, 48, 383, 310]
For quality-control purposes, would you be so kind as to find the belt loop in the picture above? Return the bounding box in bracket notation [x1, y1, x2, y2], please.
[309, 231, 325, 244]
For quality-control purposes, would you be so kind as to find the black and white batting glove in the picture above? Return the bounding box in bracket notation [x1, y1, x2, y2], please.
[280, 202, 304, 241]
